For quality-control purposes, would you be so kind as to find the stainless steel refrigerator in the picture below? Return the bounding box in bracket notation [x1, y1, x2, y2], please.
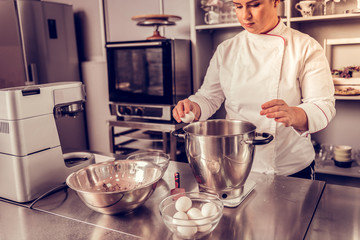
[0, 0, 88, 152]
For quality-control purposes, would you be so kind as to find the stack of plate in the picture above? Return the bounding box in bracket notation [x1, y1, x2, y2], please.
[333, 145, 353, 168]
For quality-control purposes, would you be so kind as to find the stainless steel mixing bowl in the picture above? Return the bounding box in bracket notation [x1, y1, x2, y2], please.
[174, 119, 273, 201]
[66, 160, 163, 215]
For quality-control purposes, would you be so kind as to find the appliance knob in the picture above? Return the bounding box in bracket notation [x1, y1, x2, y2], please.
[124, 107, 132, 115]
[118, 106, 125, 115]
[135, 108, 144, 116]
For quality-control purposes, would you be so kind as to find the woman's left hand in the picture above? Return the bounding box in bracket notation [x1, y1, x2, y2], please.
[260, 99, 308, 131]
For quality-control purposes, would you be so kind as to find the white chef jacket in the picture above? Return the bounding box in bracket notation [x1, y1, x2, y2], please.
[189, 21, 336, 176]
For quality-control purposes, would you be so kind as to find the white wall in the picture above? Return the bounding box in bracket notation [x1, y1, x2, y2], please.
[104, 0, 160, 42]
[104, 0, 191, 41]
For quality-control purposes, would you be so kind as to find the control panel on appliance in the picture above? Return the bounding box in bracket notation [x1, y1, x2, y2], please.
[109, 103, 173, 121]
[117, 105, 163, 117]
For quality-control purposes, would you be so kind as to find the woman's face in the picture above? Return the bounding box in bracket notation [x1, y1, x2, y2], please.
[233, 0, 279, 34]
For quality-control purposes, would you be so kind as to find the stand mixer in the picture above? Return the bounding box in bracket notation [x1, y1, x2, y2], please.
[0, 82, 94, 202]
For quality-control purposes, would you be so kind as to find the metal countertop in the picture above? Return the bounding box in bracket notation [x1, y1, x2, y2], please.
[1, 161, 325, 240]
[305, 184, 360, 240]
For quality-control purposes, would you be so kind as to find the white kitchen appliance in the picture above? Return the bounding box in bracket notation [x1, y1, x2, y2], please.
[0, 82, 94, 203]
[0, 0, 88, 153]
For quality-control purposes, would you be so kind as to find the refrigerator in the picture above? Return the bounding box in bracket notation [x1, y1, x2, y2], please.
[0, 0, 88, 152]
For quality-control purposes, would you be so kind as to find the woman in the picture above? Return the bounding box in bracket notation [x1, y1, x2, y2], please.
[172, 0, 336, 179]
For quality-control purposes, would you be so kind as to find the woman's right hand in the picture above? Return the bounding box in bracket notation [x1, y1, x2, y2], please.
[172, 98, 201, 123]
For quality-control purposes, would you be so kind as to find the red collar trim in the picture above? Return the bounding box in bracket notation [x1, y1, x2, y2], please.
[261, 17, 285, 45]
[261, 17, 281, 34]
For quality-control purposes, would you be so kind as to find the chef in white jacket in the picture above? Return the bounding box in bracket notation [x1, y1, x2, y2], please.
[173, 0, 336, 179]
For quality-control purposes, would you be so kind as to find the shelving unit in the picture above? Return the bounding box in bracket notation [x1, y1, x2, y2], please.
[194, 14, 360, 31]
[316, 160, 360, 178]
[335, 95, 360, 100]
[190, 1, 360, 103]
[107, 120, 187, 161]
[190, 0, 360, 91]
[290, 13, 360, 23]
[195, 22, 241, 30]
[189, 0, 360, 181]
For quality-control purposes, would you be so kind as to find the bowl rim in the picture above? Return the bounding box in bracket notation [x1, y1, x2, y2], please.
[66, 159, 163, 194]
[159, 191, 224, 226]
[126, 151, 170, 162]
[183, 119, 257, 137]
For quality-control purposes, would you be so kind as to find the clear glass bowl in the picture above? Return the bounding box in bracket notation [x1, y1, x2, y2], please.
[159, 192, 224, 239]
[126, 151, 170, 177]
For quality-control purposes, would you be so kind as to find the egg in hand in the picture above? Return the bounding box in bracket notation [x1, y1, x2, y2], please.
[180, 111, 195, 123]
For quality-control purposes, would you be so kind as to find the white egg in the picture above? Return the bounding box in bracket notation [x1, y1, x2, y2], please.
[177, 220, 197, 237]
[187, 207, 203, 220]
[175, 196, 192, 212]
[173, 211, 188, 225]
[187, 207, 212, 232]
[180, 111, 195, 123]
[201, 202, 218, 217]
[196, 218, 212, 232]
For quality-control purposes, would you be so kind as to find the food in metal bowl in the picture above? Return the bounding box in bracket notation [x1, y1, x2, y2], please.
[159, 192, 224, 239]
[66, 160, 163, 214]
[126, 151, 170, 177]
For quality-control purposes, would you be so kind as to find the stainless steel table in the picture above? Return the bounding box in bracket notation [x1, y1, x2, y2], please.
[0, 161, 325, 240]
[0, 200, 135, 239]
[305, 184, 360, 240]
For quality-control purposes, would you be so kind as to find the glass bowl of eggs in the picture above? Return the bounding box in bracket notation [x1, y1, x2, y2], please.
[159, 192, 224, 239]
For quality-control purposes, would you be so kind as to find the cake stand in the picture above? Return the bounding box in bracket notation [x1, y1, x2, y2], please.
[131, 14, 182, 40]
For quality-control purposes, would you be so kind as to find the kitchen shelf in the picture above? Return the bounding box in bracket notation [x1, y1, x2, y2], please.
[195, 22, 241, 31]
[335, 95, 360, 100]
[191, 0, 360, 90]
[190, 0, 360, 109]
[194, 14, 360, 31]
[195, 18, 288, 31]
[290, 13, 360, 23]
[316, 160, 360, 178]
[115, 138, 164, 152]
[113, 127, 167, 152]
[117, 129, 164, 142]
[108, 120, 186, 161]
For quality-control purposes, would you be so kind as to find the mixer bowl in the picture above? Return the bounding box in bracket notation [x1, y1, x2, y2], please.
[66, 160, 163, 214]
[178, 119, 273, 200]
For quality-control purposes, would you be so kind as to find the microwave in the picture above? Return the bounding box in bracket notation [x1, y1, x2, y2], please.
[106, 39, 193, 121]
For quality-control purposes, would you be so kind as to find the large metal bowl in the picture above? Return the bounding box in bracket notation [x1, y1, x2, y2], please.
[176, 119, 273, 203]
[66, 160, 163, 215]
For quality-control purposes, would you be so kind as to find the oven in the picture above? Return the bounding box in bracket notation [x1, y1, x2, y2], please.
[106, 39, 193, 121]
